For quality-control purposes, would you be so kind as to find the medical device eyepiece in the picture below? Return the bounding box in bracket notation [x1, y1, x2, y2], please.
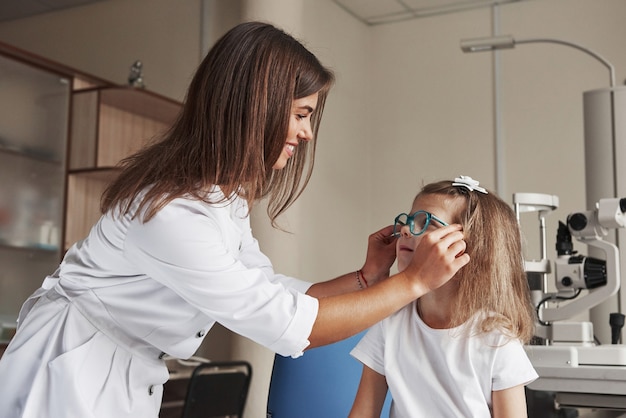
[555, 219, 607, 291]
[556, 221, 574, 256]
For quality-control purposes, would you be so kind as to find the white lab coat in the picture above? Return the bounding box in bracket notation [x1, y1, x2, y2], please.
[0, 188, 319, 418]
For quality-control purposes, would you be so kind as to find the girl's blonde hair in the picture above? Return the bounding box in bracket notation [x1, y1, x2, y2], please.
[418, 180, 535, 343]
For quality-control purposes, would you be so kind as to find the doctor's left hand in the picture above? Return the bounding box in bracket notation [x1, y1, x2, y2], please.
[360, 225, 397, 286]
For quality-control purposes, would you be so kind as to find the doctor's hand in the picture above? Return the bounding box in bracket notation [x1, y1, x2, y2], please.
[360, 225, 397, 286]
[401, 224, 470, 295]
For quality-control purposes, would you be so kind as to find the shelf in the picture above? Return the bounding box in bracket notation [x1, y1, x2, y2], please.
[0, 240, 59, 253]
[0, 139, 63, 164]
[0, 42, 183, 323]
[70, 86, 180, 170]
[68, 167, 120, 180]
[65, 86, 181, 248]
[0, 42, 118, 326]
[99, 86, 181, 122]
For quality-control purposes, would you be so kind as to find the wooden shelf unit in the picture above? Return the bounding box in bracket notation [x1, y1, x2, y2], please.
[69, 87, 181, 170]
[0, 40, 110, 322]
[66, 86, 181, 249]
[0, 41, 183, 325]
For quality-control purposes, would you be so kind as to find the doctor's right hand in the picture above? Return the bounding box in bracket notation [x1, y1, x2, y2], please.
[401, 224, 470, 295]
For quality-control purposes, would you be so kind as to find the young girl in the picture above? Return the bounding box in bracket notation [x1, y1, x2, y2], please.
[349, 176, 538, 418]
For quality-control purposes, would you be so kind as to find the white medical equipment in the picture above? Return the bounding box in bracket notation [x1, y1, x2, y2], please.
[516, 194, 626, 410]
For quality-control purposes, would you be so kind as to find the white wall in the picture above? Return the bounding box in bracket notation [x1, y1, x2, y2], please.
[368, 7, 496, 223]
[2, 0, 626, 416]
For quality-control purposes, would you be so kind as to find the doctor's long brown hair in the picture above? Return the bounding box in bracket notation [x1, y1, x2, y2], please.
[418, 181, 535, 343]
[101, 22, 334, 225]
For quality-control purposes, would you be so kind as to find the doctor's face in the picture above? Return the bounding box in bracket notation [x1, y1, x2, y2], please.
[273, 93, 318, 170]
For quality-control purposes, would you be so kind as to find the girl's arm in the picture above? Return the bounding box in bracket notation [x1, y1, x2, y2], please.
[492, 384, 529, 418]
[349, 366, 388, 418]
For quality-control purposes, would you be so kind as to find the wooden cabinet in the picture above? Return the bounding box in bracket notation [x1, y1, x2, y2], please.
[65, 87, 181, 248]
[0, 42, 181, 344]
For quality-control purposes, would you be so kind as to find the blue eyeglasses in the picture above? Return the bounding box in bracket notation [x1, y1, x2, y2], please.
[393, 210, 449, 237]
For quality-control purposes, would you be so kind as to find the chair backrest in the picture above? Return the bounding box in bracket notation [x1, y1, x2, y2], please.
[266, 331, 391, 418]
[181, 360, 252, 418]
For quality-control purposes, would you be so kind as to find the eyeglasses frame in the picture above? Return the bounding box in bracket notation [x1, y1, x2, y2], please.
[392, 210, 449, 237]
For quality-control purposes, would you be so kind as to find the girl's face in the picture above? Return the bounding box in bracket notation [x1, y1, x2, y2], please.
[396, 193, 462, 272]
[273, 92, 318, 170]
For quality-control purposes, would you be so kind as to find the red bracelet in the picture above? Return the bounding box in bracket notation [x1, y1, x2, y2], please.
[357, 270, 368, 288]
[355, 270, 364, 289]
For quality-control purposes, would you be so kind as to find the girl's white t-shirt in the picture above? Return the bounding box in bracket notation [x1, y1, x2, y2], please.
[351, 302, 538, 418]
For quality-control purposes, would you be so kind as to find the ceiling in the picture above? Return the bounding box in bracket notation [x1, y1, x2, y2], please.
[0, 0, 107, 23]
[332, 0, 525, 25]
[0, 0, 522, 25]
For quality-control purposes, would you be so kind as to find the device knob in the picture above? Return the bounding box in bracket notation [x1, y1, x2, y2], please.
[610, 312, 625, 344]
[568, 212, 588, 231]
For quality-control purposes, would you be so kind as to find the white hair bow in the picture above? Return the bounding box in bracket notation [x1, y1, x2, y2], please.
[452, 175, 488, 194]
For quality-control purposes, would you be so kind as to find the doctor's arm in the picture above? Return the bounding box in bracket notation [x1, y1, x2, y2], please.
[306, 225, 397, 298]
[307, 223, 468, 348]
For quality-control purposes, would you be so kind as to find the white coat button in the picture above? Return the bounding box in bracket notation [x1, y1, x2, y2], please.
[148, 385, 155, 396]
[196, 330, 206, 338]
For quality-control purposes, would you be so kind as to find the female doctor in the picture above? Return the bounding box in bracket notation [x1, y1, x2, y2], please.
[0, 21, 470, 417]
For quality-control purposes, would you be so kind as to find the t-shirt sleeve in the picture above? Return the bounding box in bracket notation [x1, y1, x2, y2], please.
[492, 339, 539, 391]
[350, 321, 386, 376]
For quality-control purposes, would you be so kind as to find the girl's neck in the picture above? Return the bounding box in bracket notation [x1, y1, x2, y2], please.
[417, 285, 457, 329]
